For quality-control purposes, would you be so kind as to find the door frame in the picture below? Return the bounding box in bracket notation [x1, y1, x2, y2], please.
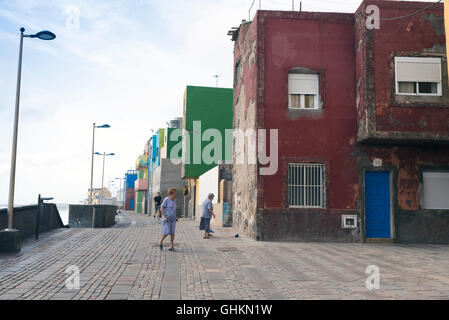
[362, 168, 396, 242]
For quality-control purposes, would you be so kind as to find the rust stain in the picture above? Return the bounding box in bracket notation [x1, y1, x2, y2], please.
[348, 184, 360, 209]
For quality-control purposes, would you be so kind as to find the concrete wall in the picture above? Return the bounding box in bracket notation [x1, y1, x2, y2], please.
[150, 158, 184, 217]
[396, 210, 449, 243]
[198, 166, 219, 206]
[69, 205, 116, 228]
[0, 204, 64, 239]
[232, 18, 260, 239]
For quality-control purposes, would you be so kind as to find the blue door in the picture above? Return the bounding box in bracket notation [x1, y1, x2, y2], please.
[365, 172, 391, 239]
[130, 199, 135, 210]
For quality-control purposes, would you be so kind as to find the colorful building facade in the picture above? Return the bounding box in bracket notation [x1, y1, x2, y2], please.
[135, 150, 149, 214]
[124, 170, 137, 211]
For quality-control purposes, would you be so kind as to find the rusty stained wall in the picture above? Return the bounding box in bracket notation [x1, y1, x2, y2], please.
[260, 11, 358, 210]
[355, 4, 372, 141]
[358, 145, 449, 211]
[252, 11, 362, 241]
[356, 0, 449, 143]
[232, 19, 259, 239]
[232, 3, 449, 242]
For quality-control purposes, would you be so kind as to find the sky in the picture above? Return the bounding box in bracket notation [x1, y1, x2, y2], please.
[0, 0, 439, 205]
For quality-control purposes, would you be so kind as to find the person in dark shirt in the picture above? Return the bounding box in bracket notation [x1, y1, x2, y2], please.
[154, 192, 162, 219]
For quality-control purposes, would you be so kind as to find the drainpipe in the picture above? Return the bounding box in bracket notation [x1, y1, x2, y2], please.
[146, 138, 151, 214]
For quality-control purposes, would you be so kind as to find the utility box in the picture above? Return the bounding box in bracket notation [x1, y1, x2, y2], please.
[0, 229, 21, 252]
[342, 215, 358, 229]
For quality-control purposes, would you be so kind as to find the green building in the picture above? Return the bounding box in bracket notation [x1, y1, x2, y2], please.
[182, 85, 233, 179]
[159, 127, 183, 160]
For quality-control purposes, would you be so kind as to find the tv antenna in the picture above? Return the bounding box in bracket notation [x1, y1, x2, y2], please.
[213, 75, 220, 87]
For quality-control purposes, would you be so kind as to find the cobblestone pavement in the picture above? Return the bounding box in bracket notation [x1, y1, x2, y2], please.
[1, 211, 449, 300]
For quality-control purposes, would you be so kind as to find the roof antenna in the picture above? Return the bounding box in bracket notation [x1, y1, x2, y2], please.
[300, 1, 302, 12]
[213, 75, 220, 87]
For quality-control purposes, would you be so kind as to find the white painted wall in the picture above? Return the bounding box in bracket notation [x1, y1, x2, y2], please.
[198, 166, 219, 205]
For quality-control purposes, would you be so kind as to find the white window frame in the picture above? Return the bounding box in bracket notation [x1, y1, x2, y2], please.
[395, 57, 442, 96]
[288, 73, 320, 110]
[288, 163, 325, 208]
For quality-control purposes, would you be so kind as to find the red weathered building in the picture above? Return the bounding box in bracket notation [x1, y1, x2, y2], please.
[231, 0, 449, 243]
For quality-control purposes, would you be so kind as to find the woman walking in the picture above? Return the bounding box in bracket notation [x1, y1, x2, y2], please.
[159, 188, 177, 251]
[200, 193, 215, 239]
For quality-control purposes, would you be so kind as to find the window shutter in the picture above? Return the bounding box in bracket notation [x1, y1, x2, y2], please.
[288, 74, 319, 95]
[395, 57, 441, 83]
[423, 172, 449, 210]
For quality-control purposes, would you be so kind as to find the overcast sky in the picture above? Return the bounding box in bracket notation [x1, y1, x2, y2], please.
[0, 0, 438, 205]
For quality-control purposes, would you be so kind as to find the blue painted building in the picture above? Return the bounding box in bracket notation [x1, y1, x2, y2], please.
[124, 170, 137, 210]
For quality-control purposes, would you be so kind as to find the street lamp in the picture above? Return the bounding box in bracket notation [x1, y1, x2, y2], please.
[89, 123, 110, 205]
[108, 180, 115, 200]
[6, 27, 56, 231]
[115, 177, 125, 209]
[94, 152, 115, 204]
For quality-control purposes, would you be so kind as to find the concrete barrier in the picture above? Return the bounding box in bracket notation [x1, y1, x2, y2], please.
[0, 204, 64, 239]
[69, 205, 116, 228]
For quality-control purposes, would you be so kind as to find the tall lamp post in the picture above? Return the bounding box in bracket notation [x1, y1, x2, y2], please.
[115, 177, 125, 209]
[94, 152, 115, 204]
[89, 123, 110, 205]
[6, 28, 56, 232]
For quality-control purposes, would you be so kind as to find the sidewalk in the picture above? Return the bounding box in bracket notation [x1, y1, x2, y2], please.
[1, 211, 449, 300]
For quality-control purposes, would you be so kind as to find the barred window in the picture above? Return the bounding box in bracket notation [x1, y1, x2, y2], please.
[288, 163, 325, 208]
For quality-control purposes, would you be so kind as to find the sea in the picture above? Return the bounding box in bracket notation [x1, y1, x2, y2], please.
[0, 203, 69, 226]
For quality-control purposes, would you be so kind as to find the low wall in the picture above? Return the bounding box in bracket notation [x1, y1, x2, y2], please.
[69, 205, 116, 228]
[0, 204, 64, 239]
[395, 210, 449, 244]
[255, 209, 362, 242]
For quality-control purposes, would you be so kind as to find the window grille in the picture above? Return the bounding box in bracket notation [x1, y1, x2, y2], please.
[288, 163, 325, 208]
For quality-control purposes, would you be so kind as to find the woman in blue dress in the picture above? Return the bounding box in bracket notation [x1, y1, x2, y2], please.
[159, 188, 177, 251]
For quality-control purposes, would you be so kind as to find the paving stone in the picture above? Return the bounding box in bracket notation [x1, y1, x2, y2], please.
[0, 293, 23, 300]
[1, 211, 449, 300]
[105, 293, 129, 300]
